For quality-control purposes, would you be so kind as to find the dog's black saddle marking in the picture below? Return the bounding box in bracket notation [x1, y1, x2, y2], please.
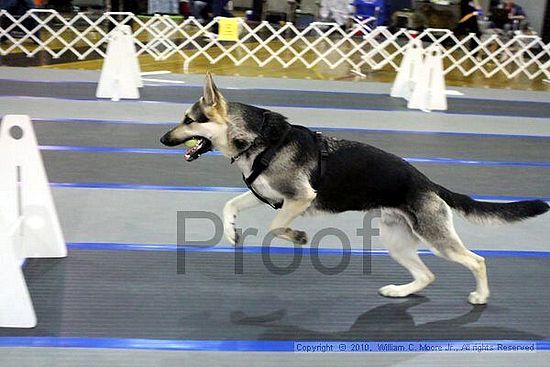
[243, 127, 328, 210]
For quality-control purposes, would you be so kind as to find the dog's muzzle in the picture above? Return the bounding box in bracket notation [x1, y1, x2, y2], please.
[160, 132, 212, 161]
[160, 133, 179, 147]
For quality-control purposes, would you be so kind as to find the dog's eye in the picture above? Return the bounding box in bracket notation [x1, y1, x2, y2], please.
[183, 116, 194, 125]
[195, 112, 209, 123]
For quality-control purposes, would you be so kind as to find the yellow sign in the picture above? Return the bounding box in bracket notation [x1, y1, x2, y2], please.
[218, 17, 240, 42]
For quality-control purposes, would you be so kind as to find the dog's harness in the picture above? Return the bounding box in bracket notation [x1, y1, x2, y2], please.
[235, 126, 328, 210]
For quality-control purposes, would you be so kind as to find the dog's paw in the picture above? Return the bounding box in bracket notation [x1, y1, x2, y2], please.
[289, 229, 308, 245]
[378, 284, 412, 298]
[468, 291, 489, 305]
[271, 228, 308, 245]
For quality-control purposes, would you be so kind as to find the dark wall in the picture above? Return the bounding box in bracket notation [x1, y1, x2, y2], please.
[47, 0, 73, 12]
[389, 0, 412, 12]
[544, 0, 550, 42]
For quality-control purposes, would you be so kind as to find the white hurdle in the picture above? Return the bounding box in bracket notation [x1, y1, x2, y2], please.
[407, 45, 447, 112]
[96, 25, 143, 101]
[390, 38, 424, 101]
[391, 41, 448, 112]
[0, 115, 67, 328]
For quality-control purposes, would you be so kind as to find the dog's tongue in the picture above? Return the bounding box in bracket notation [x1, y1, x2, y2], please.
[184, 138, 206, 161]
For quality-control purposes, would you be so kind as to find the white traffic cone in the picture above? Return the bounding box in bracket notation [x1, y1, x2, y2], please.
[390, 38, 423, 100]
[96, 25, 142, 101]
[408, 45, 447, 112]
[0, 115, 67, 328]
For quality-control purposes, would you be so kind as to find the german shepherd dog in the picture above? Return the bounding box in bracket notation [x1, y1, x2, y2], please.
[161, 74, 549, 305]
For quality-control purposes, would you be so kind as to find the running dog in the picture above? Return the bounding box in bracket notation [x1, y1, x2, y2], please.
[160, 73, 549, 305]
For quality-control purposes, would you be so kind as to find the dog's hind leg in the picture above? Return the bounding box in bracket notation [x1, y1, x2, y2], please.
[409, 193, 490, 305]
[269, 190, 316, 245]
[223, 192, 263, 245]
[379, 210, 435, 298]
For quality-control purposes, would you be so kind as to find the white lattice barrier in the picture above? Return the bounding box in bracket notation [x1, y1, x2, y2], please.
[1, 10, 549, 80]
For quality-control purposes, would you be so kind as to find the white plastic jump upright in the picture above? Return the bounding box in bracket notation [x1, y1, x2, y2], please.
[391, 41, 448, 112]
[96, 25, 143, 101]
[0, 115, 67, 328]
[407, 45, 447, 111]
[390, 38, 423, 101]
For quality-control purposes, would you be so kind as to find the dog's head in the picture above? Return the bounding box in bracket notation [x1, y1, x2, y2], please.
[160, 72, 230, 161]
[160, 73, 291, 161]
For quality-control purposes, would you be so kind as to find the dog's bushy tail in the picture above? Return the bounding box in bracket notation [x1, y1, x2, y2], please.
[435, 185, 549, 224]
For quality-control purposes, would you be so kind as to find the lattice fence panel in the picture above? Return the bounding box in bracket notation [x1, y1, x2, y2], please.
[1, 10, 549, 80]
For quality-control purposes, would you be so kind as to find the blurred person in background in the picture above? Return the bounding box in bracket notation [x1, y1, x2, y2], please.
[453, 0, 482, 56]
[189, 0, 210, 24]
[211, 0, 232, 18]
[189, 0, 233, 38]
[189, 0, 233, 23]
[455, 0, 481, 38]
[319, 0, 351, 27]
[477, 0, 532, 62]
[503, 0, 525, 22]
[491, 0, 528, 30]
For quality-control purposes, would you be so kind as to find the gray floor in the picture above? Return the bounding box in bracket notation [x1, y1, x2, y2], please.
[33, 120, 550, 161]
[1, 348, 548, 367]
[4, 97, 550, 137]
[0, 250, 548, 340]
[1, 79, 550, 118]
[0, 67, 549, 366]
[52, 189, 550, 251]
[2, 66, 550, 103]
[40, 151, 550, 197]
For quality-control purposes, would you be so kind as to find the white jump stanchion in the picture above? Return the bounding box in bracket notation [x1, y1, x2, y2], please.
[407, 45, 447, 112]
[390, 38, 424, 100]
[0, 218, 35, 328]
[0, 115, 67, 328]
[122, 25, 143, 90]
[96, 25, 142, 101]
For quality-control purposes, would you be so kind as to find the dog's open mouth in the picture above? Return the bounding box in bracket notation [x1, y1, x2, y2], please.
[184, 137, 212, 162]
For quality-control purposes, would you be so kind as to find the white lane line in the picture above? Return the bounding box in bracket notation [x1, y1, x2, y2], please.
[140, 71, 172, 76]
[142, 78, 186, 85]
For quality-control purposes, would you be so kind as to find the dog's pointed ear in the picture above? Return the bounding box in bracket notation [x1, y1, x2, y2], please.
[203, 72, 224, 107]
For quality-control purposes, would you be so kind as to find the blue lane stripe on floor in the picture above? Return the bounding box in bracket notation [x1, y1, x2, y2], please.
[65, 242, 550, 258]
[31, 117, 550, 140]
[49, 182, 550, 203]
[51, 182, 247, 192]
[0, 337, 547, 352]
[39, 145, 550, 168]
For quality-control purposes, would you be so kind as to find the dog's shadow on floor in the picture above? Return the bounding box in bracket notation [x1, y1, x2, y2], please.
[230, 296, 543, 341]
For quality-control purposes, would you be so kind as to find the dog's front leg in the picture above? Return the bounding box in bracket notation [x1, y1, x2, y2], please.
[223, 192, 263, 245]
[269, 194, 315, 245]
